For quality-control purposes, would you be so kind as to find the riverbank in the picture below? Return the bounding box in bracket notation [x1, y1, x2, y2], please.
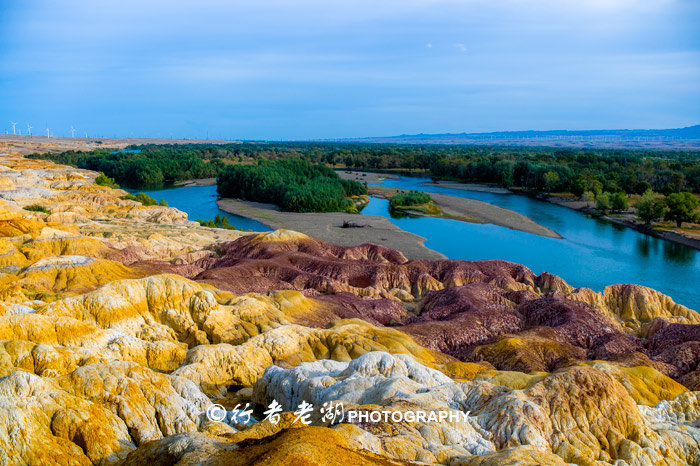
[337, 170, 400, 184]
[347, 167, 700, 251]
[421, 181, 511, 194]
[217, 198, 446, 260]
[535, 192, 700, 251]
[599, 216, 700, 250]
[173, 177, 216, 187]
[368, 185, 561, 239]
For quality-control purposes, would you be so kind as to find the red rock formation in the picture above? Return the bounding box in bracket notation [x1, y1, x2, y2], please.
[647, 322, 700, 383]
[159, 232, 700, 380]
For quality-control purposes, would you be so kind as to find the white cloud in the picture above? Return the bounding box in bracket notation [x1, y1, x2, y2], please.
[454, 43, 467, 53]
[426, 43, 433, 48]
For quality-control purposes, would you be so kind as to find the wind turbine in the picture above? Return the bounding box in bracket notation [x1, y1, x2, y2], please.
[46, 127, 50, 139]
[70, 126, 76, 138]
[27, 124, 32, 138]
[9, 121, 17, 135]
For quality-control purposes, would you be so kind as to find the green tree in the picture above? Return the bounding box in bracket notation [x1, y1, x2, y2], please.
[596, 192, 612, 213]
[582, 191, 595, 204]
[634, 180, 652, 195]
[543, 171, 560, 193]
[635, 190, 667, 225]
[669, 172, 685, 193]
[588, 179, 604, 197]
[610, 192, 629, 213]
[664, 192, 699, 227]
[571, 176, 587, 197]
[494, 160, 515, 188]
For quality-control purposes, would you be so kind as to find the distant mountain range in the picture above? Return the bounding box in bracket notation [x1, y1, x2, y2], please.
[341, 125, 700, 150]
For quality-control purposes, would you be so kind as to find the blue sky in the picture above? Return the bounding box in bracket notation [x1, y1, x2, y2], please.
[1, 0, 699, 139]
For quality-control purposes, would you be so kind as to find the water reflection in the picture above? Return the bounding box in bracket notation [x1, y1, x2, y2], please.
[634, 232, 694, 264]
[388, 209, 419, 220]
[663, 241, 696, 264]
[636, 236, 653, 257]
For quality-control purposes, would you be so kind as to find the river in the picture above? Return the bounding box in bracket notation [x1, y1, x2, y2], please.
[133, 185, 271, 232]
[136, 179, 699, 310]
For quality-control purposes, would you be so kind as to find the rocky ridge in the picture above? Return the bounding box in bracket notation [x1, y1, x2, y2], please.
[0, 147, 698, 465]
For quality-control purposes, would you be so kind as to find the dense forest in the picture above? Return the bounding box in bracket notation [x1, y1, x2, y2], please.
[28, 141, 700, 196]
[217, 158, 366, 212]
[327, 145, 699, 196]
[26, 146, 221, 187]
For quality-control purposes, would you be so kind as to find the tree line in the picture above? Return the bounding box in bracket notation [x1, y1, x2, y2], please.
[29, 142, 700, 195]
[27, 147, 221, 187]
[593, 190, 699, 228]
[27, 142, 699, 222]
[217, 158, 366, 213]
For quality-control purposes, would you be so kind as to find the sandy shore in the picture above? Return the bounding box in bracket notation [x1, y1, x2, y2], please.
[336, 170, 400, 184]
[368, 186, 561, 239]
[421, 181, 511, 194]
[338, 170, 558, 237]
[217, 199, 446, 260]
[174, 177, 217, 187]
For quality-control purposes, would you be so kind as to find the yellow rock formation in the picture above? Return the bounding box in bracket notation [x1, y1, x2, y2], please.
[0, 146, 696, 465]
[566, 282, 699, 336]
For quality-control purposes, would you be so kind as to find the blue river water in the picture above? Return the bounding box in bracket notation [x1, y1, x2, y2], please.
[133, 179, 698, 310]
[110, 149, 142, 154]
[372, 176, 699, 310]
[132, 185, 270, 232]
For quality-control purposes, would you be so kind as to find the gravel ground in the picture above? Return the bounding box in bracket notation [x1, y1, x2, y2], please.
[217, 198, 447, 260]
[368, 186, 561, 238]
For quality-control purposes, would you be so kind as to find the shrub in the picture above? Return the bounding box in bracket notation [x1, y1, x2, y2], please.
[23, 204, 50, 214]
[196, 215, 238, 230]
[95, 172, 119, 188]
[389, 191, 432, 209]
[122, 192, 159, 206]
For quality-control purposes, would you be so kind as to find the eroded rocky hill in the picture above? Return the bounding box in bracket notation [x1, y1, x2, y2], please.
[0, 150, 698, 465]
